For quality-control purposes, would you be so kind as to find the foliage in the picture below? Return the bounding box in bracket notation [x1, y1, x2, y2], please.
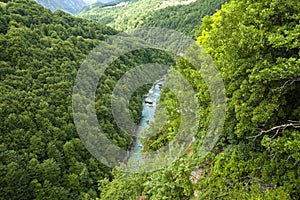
[2, 0, 300, 199]
[79, 0, 133, 14]
[77, 0, 199, 31]
[139, 0, 228, 37]
[95, 48, 175, 150]
[0, 0, 169, 199]
[0, 0, 119, 199]
[0, 0, 177, 199]
[99, 0, 300, 199]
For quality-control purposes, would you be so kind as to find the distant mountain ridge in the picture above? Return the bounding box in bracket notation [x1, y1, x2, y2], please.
[35, 0, 116, 14]
[36, 0, 87, 14]
[96, 0, 116, 2]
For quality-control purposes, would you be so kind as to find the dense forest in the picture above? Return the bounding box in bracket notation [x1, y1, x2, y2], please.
[1, 0, 300, 199]
[0, 0, 173, 199]
[0, 0, 117, 199]
[77, 0, 200, 31]
[99, 0, 300, 199]
[139, 0, 229, 37]
[78, 0, 228, 37]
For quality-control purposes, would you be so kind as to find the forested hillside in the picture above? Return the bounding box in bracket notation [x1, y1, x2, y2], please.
[139, 0, 228, 37]
[79, 0, 133, 14]
[0, 0, 117, 199]
[1, 0, 299, 199]
[0, 0, 175, 199]
[99, 0, 300, 199]
[77, 0, 198, 31]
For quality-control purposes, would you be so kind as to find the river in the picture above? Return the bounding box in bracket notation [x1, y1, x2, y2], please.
[129, 79, 164, 166]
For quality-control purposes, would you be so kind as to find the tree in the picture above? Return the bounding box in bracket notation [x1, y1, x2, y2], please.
[99, 0, 300, 199]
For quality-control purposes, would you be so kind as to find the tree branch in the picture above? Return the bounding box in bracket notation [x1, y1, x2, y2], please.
[274, 77, 300, 91]
[248, 121, 300, 139]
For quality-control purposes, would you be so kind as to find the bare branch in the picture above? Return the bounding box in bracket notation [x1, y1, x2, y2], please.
[273, 77, 300, 91]
[248, 121, 300, 139]
[261, 123, 300, 134]
[271, 128, 280, 139]
[247, 131, 264, 140]
[288, 120, 300, 123]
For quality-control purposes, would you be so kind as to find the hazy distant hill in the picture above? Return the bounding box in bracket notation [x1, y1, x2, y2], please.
[35, 0, 117, 14]
[97, 0, 116, 2]
[36, 0, 87, 14]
